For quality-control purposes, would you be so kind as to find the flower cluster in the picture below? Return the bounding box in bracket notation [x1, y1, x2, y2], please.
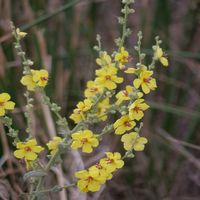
[75, 152, 124, 192]
[4, 0, 169, 197]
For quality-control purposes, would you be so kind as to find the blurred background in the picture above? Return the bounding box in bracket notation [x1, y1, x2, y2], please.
[1, 0, 200, 199]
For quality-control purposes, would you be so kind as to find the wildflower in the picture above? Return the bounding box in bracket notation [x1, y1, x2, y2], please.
[129, 99, 149, 121]
[95, 66, 123, 90]
[71, 130, 99, 153]
[0, 93, 15, 116]
[16, 28, 27, 39]
[84, 80, 103, 98]
[114, 115, 136, 135]
[69, 99, 93, 123]
[89, 162, 112, 181]
[21, 74, 36, 91]
[115, 47, 129, 67]
[95, 98, 110, 121]
[75, 168, 105, 192]
[133, 70, 157, 94]
[32, 69, 49, 87]
[14, 139, 44, 161]
[21, 69, 49, 91]
[154, 47, 168, 67]
[121, 132, 148, 151]
[96, 51, 112, 67]
[100, 152, 124, 173]
[115, 85, 143, 105]
[47, 137, 63, 155]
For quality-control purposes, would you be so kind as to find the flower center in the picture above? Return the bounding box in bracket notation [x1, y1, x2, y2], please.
[121, 55, 128, 63]
[105, 75, 111, 80]
[0, 102, 5, 107]
[87, 176, 93, 183]
[95, 163, 102, 169]
[143, 78, 151, 83]
[106, 158, 114, 164]
[81, 138, 88, 144]
[90, 87, 98, 92]
[24, 147, 32, 152]
[41, 76, 48, 81]
[122, 90, 129, 96]
[124, 121, 131, 127]
[134, 106, 142, 113]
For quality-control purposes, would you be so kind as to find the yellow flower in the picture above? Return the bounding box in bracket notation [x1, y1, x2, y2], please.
[154, 47, 168, 67]
[89, 163, 112, 181]
[32, 69, 49, 87]
[69, 99, 93, 124]
[69, 109, 84, 124]
[115, 47, 129, 65]
[115, 85, 143, 105]
[47, 137, 63, 155]
[129, 99, 149, 121]
[95, 66, 123, 90]
[16, 28, 27, 39]
[21, 74, 36, 91]
[71, 130, 99, 153]
[14, 139, 44, 161]
[96, 51, 112, 67]
[21, 69, 49, 91]
[114, 115, 136, 135]
[100, 152, 124, 173]
[95, 98, 110, 121]
[0, 93, 15, 116]
[121, 132, 148, 151]
[76, 99, 93, 112]
[84, 80, 103, 98]
[75, 168, 105, 192]
[133, 70, 157, 94]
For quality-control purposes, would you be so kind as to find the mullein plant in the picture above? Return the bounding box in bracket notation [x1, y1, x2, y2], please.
[0, 0, 169, 198]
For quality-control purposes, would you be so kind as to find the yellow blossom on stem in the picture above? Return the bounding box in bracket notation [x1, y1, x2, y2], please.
[115, 85, 143, 105]
[96, 51, 112, 67]
[129, 99, 149, 121]
[89, 163, 112, 181]
[115, 47, 129, 68]
[100, 152, 124, 173]
[21, 74, 36, 91]
[21, 69, 49, 91]
[47, 137, 63, 155]
[32, 69, 49, 87]
[95, 98, 110, 121]
[16, 28, 27, 39]
[75, 168, 105, 192]
[69, 99, 93, 124]
[69, 109, 84, 124]
[84, 80, 103, 98]
[0, 93, 15, 116]
[14, 139, 44, 161]
[154, 47, 168, 67]
[133, 70, 157, 94]
[114, 115, 136, 135]
[95, 66, 123, 90]
[121, 132, 148, 151]
[71, 130, 99, 153]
